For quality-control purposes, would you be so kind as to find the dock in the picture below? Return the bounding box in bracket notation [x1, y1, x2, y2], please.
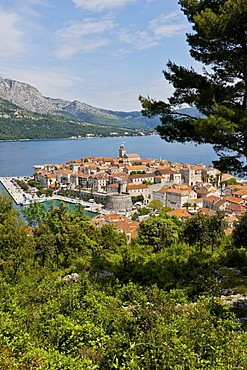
[0, 177, 110, 214]
[0, 177, 28, 205]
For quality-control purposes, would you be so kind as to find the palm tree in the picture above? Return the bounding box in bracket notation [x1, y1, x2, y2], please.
[183, 202, 192, 210]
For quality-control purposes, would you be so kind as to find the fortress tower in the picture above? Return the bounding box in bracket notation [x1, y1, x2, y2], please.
[105, 179, 132, 212]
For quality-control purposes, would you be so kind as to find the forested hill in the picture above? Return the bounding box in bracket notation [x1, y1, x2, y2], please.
[0, 98, 152, 140]
[0, 192, 247, 368]
[0, 77, 200, 140]
[0, 77, 155, 140]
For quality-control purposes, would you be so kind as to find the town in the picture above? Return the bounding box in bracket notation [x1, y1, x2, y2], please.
[1, 143, 247, 240]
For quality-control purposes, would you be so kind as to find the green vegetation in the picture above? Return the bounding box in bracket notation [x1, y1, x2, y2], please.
[0, 98, 152, 140]
[147, 199, 164, 213]
[131, 206, 151, 220]
[15, 179, 29, 191]
[140, 0, 247, 174]
[131, 194, 144, 204]
[1, 191, 247, 368]
[233, 212, 247, 250]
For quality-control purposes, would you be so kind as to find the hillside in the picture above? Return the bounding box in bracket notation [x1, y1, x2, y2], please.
[0, 77, 201, 140]
[0, 98, 149, 140]
[0, 77, 155, 139]
[0, 193, 247, 368]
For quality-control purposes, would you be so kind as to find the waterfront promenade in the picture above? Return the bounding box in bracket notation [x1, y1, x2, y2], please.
[0, 177, 27, 205]
[0, 177, 107, 213]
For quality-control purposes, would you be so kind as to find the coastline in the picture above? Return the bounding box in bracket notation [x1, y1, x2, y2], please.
[0, 176, 108, 214]
[0, 177, 27, 205]
[0, 136, 218, 178]
[0, 132, 153, 143]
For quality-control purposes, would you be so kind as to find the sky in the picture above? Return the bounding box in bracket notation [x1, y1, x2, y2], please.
[0, 0, 197, 111]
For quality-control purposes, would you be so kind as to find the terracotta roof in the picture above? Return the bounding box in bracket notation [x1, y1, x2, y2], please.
[225, 215, 238, 223]
[225, 227, 234, 235]
[156, 168, 176, 175]
[191, 198, 204, 204]
[226, 203, 246, 212]
[221, 173, 235, 180]
[70, 159, 82, 163]
[90, 172, 109, 179]
[173, 184, 193, 191]
[46, 173, 56, 179]
[232, 189, 247, 197]
[109, 172, 128, 177]
[214, 199, 228, 208]
[227, 185, 243, 190]
[125, 153, 140, 158]
[195, 187, 211, 195]
[166, 209, 191, 218]
[197, 208, 217, 216]
[91, 213, 138, 239]
[124, 165, 148, 170]
[130, 173, 155, 179]
[181, 164, 204, 170]
[224, 195, 244, 204]
[134, 158, 156, 163]
[166, 188, 189, 195]
[154, 187, 170, 194]
[57, 169, 73, 174]
[204, 195, 221, 203]
[127, 184, 148, 190]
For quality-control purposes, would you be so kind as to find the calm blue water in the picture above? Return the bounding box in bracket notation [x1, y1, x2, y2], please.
[0, 136, 217, 177]
[0, 182, 96, 218]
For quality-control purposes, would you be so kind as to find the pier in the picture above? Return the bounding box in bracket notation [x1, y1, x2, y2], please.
[0, 177, 27, 205]
[0, 177, 110, 214]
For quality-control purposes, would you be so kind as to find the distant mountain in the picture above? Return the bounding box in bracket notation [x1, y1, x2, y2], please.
[0, 77, 151, 130]
[0, 77, 60, 114]
[0, 97, 147, 140]
[0, 77, 201, 140]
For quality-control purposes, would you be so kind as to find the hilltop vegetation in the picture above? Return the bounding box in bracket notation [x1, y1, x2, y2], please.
[0, 77, 157, 140]
[0, 98, 151, 140]
[0, 78, 200, 140]
[1, 192, 247, 369]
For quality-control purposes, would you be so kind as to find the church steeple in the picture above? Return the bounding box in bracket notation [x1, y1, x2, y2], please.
[119, 143, 126, 158]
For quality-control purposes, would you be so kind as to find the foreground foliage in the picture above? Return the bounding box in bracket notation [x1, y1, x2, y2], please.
[0, 192, 247, 369]
[140, 0, 247, 174]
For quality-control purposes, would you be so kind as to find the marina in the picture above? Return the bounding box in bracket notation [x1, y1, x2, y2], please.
[0, 176, 105, 215]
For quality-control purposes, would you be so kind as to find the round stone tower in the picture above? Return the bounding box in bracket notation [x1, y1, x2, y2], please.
[105, 193, 133, 212]
[105, 179, 132, 212]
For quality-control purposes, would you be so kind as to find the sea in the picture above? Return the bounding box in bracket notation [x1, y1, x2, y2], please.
[0, 135, 218, 177]
[0, 135, 219, 216]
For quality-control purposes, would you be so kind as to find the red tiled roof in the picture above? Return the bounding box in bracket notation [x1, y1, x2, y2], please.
[224, 195, 244, 204]
[166, 209, 191, 218]
[204, 195, 221, 203]
[127, 184, 148, 190]
[154, 187, 170, 193]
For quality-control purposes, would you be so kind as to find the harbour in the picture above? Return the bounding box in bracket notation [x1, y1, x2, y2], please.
[0, 176, 102, 217]
[0, 135, 217, 177]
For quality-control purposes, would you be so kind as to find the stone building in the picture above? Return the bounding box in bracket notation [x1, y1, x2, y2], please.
[105, 180, 132, 212]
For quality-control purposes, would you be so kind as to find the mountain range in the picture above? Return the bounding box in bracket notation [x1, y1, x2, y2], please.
[0, 77, 198, 140]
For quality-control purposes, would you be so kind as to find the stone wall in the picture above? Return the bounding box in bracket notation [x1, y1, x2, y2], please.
[105, 194, 133, 212]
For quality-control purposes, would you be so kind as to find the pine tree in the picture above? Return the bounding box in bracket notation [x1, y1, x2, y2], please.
[140, 0, 247, 174]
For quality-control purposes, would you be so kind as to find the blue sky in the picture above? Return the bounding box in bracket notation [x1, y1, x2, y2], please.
[0, 0, 196, 111]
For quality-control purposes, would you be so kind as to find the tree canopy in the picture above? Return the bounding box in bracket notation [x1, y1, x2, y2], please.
[1, 193, 247, 368]
[139, 0, 247, 174]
